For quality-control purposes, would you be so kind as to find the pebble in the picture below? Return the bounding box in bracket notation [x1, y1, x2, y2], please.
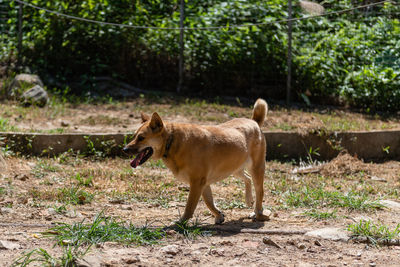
[0, 240, 20, 250]
[160, 245, 181, 256]
[262, 237, 281, 249]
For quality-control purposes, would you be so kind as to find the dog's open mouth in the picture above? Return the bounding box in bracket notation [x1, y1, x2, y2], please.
[130, 147, 153, 168]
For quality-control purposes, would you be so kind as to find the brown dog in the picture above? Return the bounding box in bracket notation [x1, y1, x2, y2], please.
[123, 99, 271, 224]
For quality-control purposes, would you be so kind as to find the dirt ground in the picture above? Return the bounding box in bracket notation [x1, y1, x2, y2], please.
[1, 98, 400, 266]
[1, 97, 399, 134]
[1, 152, 400, 266]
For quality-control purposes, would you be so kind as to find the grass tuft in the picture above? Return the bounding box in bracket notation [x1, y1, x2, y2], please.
[46, 212, 165, 246]
[283, 186, 384, 211]
[172, 220, 212, 240]
[348, 220, 400, 245]
[303, 209, 337, 220]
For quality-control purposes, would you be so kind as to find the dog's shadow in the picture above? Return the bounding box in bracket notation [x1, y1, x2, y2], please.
[163, 216, 267, 237]
[200, 216, 267, 237]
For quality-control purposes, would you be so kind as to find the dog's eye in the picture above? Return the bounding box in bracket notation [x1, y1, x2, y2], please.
[137, 135, 145, 142]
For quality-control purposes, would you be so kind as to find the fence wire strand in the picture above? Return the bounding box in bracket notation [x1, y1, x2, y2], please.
[14, 0, 393, 31]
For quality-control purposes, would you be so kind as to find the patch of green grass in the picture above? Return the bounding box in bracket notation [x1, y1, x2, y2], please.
[57, 186, 94, 205]
[282, 186, 384, 211]
[173, 221, 212, 240]
[47, 212, 165, 246]
[31, 160, 61, 178]
[348, 220, 400, 245]
[303, 209, 337, 220]
[217, 200, 247, 210]
[73, 173, 94, 187]
[0, 187, 6, 196]
[11, 245, 90, 267]
[0, 118, 19, 132]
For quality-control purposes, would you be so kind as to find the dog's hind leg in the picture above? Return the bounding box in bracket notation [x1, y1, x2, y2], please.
[202, 185, 225, 224]
[249, 157, 271, 221]
[234, 170, 254, 208]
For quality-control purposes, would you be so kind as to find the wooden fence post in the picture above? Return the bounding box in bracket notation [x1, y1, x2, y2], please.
[286, 0, 293, 106]
[17, 1, 23, 69]
[177, 0, 184, 93]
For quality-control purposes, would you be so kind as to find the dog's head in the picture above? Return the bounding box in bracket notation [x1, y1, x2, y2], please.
[123, 112, 165, 168]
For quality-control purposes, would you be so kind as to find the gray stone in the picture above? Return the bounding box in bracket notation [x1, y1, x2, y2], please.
[21, 85, 49, 107]
[76, 254, 103, 267]
[0, 240, 21, 250]
[8, 74, 43, 97]
[380, 200, 400, 210]
[160, 245, 181, 256]
[305, 227, 350, 242]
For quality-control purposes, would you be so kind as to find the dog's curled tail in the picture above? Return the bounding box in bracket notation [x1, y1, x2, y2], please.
[251, 98, 268, 127]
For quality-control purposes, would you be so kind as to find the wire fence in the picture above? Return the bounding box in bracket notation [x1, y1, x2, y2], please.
[1, 0, 399, 106]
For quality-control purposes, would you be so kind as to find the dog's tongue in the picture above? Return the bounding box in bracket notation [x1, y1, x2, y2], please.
[130, 151, 145, 168]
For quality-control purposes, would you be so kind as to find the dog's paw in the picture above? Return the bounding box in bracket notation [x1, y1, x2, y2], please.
[249, 209, 271, 222]
[215, 213, 225, 225]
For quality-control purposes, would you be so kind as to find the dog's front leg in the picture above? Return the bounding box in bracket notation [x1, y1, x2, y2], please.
[179, 179, 205, 223]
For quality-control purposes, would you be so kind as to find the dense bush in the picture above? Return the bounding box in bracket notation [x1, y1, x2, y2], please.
[1, 0, 399, 110]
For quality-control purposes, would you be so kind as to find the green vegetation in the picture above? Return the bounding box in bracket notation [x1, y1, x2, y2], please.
[47, 212, 165, 246]
[1, 1, 399, 110]
[303, 209, 337, 220]
[282, 186, 383, 211]
[173, 221, 212, 240]
[348, 220, 400, 245]
[11, 246, 90, 267]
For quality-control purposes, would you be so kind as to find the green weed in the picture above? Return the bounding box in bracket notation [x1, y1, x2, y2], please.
[217, 200, 247, 210]
[282, 186, 383, 211]
[47, 212, 165, 246]
[303, 209, 337, 220]
[73, 173, 93, 187]
[173, 220, 212, 240]
[11, 245, 90, 267]
[57, 186, 94, 205]
[348, 220, 400, 245]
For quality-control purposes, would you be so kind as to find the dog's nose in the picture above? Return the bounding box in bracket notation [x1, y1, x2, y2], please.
[123, 146, 130, 153]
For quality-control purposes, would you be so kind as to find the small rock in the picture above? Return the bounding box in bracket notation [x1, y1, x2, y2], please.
[305, 227, 350, 242]
[65, 210, 83, 218]
[262, 237, 281, 249]
[76, 254, 103, 267]
[120, 205, 132, 210]
[8, 73, 43, 97]
[370, 262, 376, 267]
[160, 245, 181, 256]
[314, 240, 322, 246]
[220, 240, 233, 246]
[14, 174, 29, 181]
[0, 207, 14, 214]
[47, 208, 58, 216]
[61, 121, 70, 127]
[306, 247, 316, 253]
[21, 85, 49, 107]
[209, 248, 225, 256]
[380, 200, 400, 210]
[297, 243, 306, 249]
[0, 240, 20, 250]
[123, 257, 140, 264]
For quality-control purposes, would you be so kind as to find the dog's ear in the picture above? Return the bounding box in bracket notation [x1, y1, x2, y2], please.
[141, 112, 150, 123]
[150, 112, 164, 132]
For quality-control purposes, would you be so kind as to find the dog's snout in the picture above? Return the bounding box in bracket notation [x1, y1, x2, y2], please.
[123, 146, 131, 153]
